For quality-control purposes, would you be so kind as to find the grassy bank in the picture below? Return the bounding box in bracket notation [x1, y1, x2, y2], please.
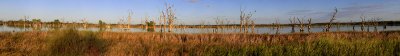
[0, 29, 399, 56]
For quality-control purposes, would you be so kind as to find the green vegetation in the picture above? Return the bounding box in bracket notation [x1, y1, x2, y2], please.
[52, 19, 61, 24]
[0, 29, 107, 55]
[48, 29, 107, 56]
[145, 21, 155, 26]
[204, 36, 400, 56]
[98, 20, 106, 25]
[32, 19, 41, 23]
[98, 20, 107, 28]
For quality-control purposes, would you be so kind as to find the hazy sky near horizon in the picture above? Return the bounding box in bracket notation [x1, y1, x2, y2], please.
[0, 0, 399, 24]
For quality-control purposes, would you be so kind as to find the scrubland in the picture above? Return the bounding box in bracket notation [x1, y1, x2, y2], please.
[0, 29, 399, 56]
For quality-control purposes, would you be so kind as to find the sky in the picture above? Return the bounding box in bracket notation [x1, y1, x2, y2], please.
[0, 0, 399, 25]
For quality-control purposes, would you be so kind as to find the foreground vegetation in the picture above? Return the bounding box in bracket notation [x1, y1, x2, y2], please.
[0, 29, 399, 56]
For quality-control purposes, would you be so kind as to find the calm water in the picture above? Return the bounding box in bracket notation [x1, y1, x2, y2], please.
[1, 25, 400, 34]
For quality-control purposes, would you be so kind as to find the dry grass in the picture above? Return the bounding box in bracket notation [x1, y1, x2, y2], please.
[0, 29, 399, 56]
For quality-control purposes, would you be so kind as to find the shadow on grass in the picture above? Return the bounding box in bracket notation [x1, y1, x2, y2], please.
[48, 28, 107, 56]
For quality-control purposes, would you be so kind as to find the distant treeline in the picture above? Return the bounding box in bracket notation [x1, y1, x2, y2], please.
[181, 21, 400, 27]
[1, 20, 399, 28]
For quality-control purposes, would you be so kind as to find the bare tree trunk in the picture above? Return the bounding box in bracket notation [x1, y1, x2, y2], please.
[23, 16, 28, 31]
[239, 8, 254, 33]
[289, 17, 295, 33]
[307, 18, 312, 33]
[373, 18, 381, 32]
[145, 16, 148, 30]
[374, 24, 378, 32]
[251, 20, 255, 34]
[367, 22, 370, 32]
[127, 10, 133, 29]
[162, 2, 175, 32]
[297, 17, 304, 32]
[336, 23, 340, 32]
[275, 19, 280, 34]
[383, 22, 387, 30]
[326, 8, 338, 32]
[360, 16, 365, 32]
[351, 20, 355, 32]
[240, 8, 244, 33]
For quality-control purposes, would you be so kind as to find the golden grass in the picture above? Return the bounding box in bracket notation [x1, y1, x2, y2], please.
[0, 29, 399, 56]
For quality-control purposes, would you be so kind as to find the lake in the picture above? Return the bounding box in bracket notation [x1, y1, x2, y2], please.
[1, 25, 400, 34]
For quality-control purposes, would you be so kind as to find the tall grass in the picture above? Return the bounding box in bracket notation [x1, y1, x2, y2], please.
[48, 29, 107, 56]
[0, 29, 399, 56]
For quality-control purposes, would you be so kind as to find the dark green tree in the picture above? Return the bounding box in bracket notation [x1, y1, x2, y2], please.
[54, 19, 61, 24]
[32, 19, 41, 23]
[99, 20, 106, 25]
[98, 20, 107, 31]
[146, 21, 156, 26]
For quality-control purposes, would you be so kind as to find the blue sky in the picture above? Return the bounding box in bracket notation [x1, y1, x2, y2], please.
[0, 0, 399, 25]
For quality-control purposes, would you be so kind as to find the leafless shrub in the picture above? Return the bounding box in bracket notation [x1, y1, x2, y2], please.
[273, 19, 281, 34]
[127, 10, 133, 29]
[251, 20, 255, 34]
[159, 11, 166, 32]
[371, 17, 382, 32]
[351, 20, 355, 31]
[81, 18, 88, 29]
[239, 7, 255, 33]
[160, 2, 176, 32]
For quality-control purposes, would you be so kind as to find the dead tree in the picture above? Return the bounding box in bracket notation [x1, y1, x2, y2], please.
[23, 16, 29, 31]
[274, 19, 281, 34]
[251, 20, 255, 34]
[199, 19, 206, 33]
[367, 20, 371, 32]
[326, 8, 338, 32]
[240, 9, 244, 33]
[289, 17, 296, 33]
[239, 8, 254, 33]
[159, 11, 167, 32]
[297, 17, 304, 32]
[127, 10, 133, 29]
[81, 18, 88, 29]
[225, 19, 231, 28]
[383, 22, 387, 30]
[307, 18, 312, 33]
[360, 16, 366, 32]
[214, 17, 223, 33]
[351, 20, 355, 31]
[372, 17, 381, 32]
[336, 22, 340, 32]
[160, 2, 176, 32]
[144, 15, 149, 30]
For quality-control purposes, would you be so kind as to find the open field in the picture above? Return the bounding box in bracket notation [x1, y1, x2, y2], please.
[0, 29, 399, 56]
